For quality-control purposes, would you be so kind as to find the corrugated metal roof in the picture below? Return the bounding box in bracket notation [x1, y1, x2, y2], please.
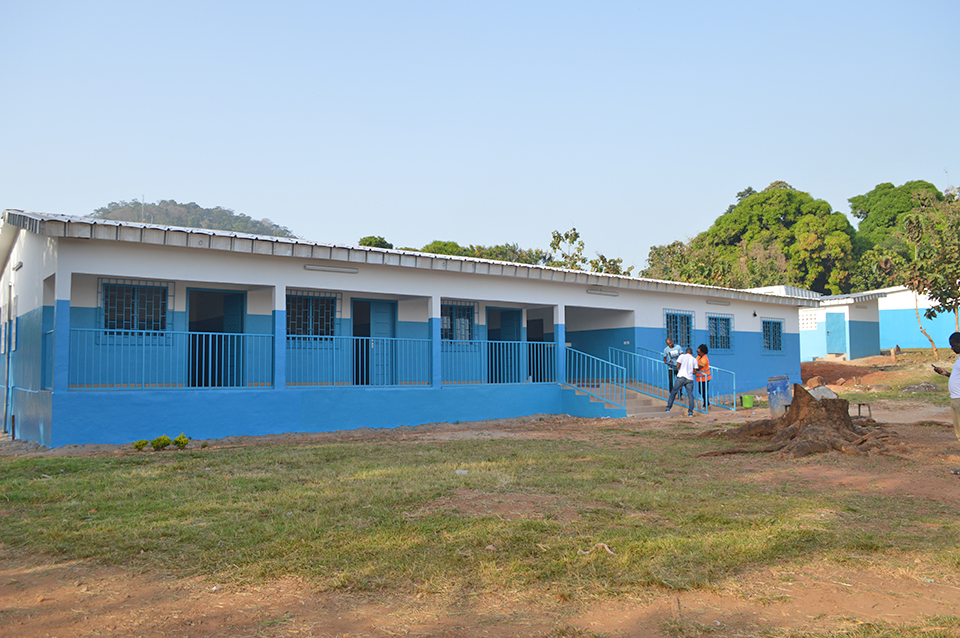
[819, 291, 888, 305]
[1, 209, 819, 307]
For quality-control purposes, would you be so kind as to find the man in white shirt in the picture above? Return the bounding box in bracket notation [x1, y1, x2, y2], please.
[932, 332, 960, 473]
[665, 347, 696, 417]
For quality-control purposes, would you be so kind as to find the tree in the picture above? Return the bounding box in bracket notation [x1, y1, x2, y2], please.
[468, 243, 552, 266]
[548, 228, 634, 275]
[416, 230, 633, 274]
[644, 182, 856, 293]
[548, 228, 588, 270]
[359, 235, 393, 249]
[91, 200, 296, 237]
[849, 180, 942, 250]
[900, 190, 960, 347]
[848, 246, 908, 291]
[641, 241, 690, 281]
[418, 240, 469, 256]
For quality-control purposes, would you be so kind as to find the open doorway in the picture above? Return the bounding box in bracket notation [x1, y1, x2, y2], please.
[188, 290, 245, 387]
[486, 308, 523, 383]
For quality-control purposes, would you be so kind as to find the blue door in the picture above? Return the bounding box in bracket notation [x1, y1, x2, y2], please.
[370, 302, 396, 385]
[500, 310, 521, 341]
[826, 312, 846, 355]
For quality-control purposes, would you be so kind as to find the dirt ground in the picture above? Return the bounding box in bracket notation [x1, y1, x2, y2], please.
[4, 359, 960, 637]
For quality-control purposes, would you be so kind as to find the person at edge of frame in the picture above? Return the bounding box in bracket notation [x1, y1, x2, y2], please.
[932, 331, 960, 475]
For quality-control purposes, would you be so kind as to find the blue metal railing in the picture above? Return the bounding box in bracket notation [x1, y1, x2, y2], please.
[611, 347, 736, 413]
[69, 329, 273, 390]
[637, 345, 664, 360]
[704, 364, 736, 411]
[565, 348, 625, 408]
[610, 347, 671, 400]
[442, 340, 556, 385]
[286, 336, 431, 387]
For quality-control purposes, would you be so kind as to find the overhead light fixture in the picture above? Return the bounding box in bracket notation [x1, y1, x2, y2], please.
[706, 299, 730, 306]
[586, 288, 618, 297]
[304, 264, 359, 274]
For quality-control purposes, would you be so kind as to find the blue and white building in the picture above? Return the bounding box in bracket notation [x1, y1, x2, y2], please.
[797, 291, 886, 362]
[0, 210, 814, 447]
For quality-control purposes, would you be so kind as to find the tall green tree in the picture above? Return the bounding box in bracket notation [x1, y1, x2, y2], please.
[901, 190, 960, 344]
[643, 182, 855, 293]
[849, 180, 942, 250]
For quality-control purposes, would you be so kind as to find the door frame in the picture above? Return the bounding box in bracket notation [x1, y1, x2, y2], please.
[351, 298, 398, 385]
[186, 288, 248, 387]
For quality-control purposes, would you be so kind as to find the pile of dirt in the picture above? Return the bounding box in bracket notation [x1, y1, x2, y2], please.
[699, 384, 907, 458]
[801, 354, 951, 393]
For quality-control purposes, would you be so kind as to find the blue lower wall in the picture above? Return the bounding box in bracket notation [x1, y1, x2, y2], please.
[565, 327, 635, 360]
[849, 320, 880, 360]
[10, 388, 52, 445]
[800, 325, 826, 362]
[879, 309, 957, 350]
[48, 383, 568, 447]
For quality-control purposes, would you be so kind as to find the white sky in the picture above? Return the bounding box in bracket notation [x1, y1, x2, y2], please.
[2, 1, 957, 270]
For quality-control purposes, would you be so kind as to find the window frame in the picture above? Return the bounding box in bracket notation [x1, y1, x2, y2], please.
[286, 290, 340, 338]
[99, 279, 172, 333]
[707, 313, 733, 352]
[664, 309, 694, 348]
[761, 318, 784, 353]
[441, 301, 477, 341]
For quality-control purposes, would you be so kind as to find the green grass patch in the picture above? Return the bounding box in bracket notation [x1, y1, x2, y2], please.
[1, 432, 956, 600]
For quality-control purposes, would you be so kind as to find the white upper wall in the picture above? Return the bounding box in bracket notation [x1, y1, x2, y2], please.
[1, 231, 58, 316]
[55, 238, 802, 334]
[2, 211, 812, 334]
[875, 286, 932, 311]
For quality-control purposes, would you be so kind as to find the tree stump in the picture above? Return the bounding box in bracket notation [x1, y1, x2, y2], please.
[697, 384, 905, 458]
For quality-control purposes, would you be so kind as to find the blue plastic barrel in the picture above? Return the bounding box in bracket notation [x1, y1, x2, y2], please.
[767, 375, 792, 417]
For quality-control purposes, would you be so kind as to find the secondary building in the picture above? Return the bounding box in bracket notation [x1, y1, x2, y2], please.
[0, 210, 814, 447]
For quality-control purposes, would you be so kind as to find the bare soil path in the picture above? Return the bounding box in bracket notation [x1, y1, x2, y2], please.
[4, 359, 960, 637]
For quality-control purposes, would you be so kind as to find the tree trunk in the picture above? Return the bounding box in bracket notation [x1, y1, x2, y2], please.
[915, 291, 939, 357]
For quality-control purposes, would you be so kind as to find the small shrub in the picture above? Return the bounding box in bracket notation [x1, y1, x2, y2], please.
[133, 440, 148, 451]
[201, 442, 208, 449]
[173, 433, 189, 450]
[151, 435, 172, 451]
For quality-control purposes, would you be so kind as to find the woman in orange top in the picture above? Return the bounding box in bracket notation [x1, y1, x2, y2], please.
[696, 344, 711, 411]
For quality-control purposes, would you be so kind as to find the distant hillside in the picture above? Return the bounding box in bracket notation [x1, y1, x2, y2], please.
[89, 200, 297, 238]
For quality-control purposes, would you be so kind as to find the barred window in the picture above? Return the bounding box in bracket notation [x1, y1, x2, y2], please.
[103, 284, 167, 331]
[287, 293, 337, 336]
[708, 315, 732, 351]
[665, 310, 693, 347]
[762, 319, 783, 352]
[441, 304, 474, 340]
